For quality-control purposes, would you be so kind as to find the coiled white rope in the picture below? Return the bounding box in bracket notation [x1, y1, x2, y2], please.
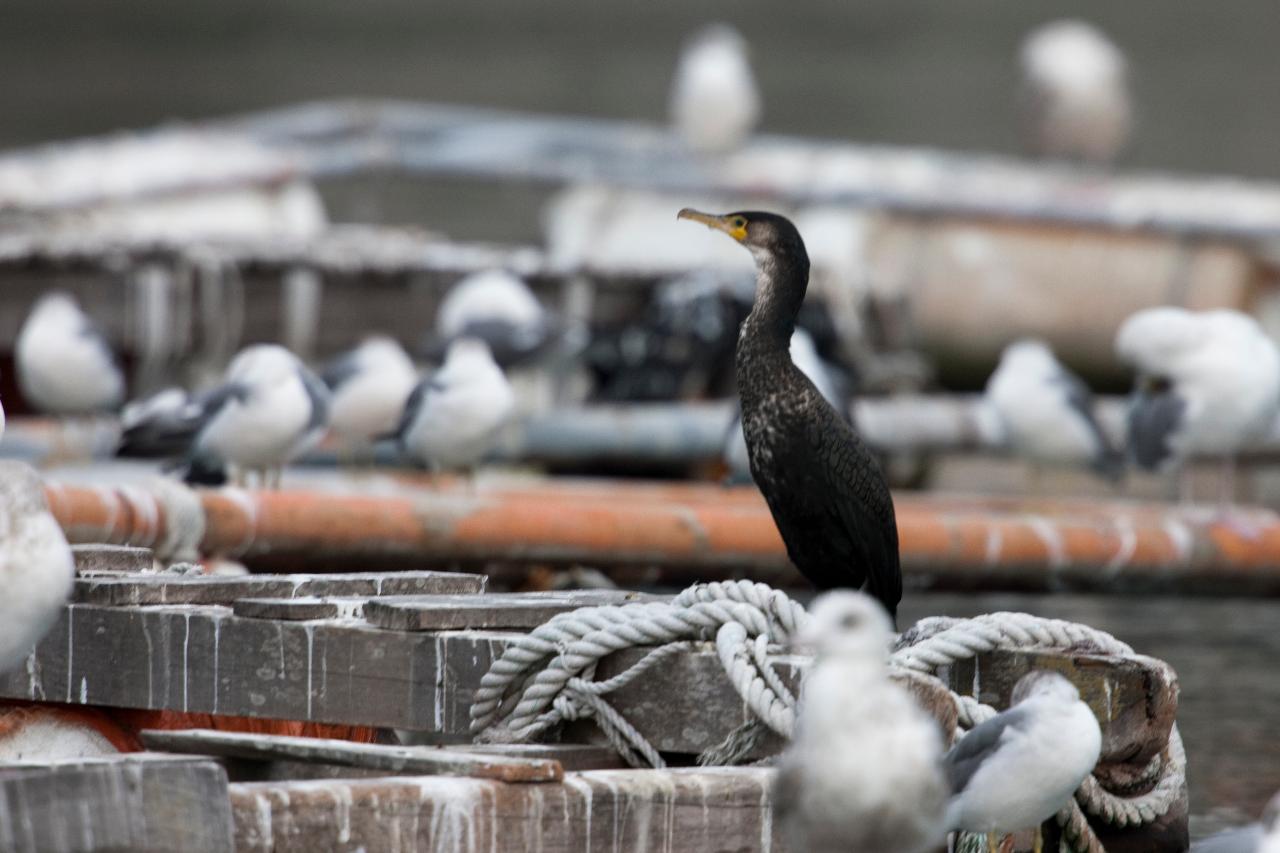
[469, 581, 806, 767]
[468, 581, 1184, 850]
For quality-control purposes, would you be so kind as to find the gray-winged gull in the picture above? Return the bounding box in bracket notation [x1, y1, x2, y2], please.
[1116, 307, 1280, 503]
[321, 336, 418, 448]
[985, 339, 1123, 481]
[434, 270, 553, 369]
[119, 344, 329, 488]
[944, 670, 1102, 853]
[774, 591, 948, 853]
[392, 337, 515, 476]
[0, 462, 74, 675]
[16, 292, 124, 416]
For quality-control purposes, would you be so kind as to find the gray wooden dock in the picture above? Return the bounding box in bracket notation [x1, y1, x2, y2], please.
[0, 558, 1186, 852]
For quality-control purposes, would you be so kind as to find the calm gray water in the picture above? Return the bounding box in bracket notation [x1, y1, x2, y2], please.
[3, 0, 1279, 833]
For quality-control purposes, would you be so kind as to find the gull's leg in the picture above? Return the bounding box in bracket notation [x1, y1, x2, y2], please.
[1033, 827, 1043, 853]
[987, 832, 997, 853]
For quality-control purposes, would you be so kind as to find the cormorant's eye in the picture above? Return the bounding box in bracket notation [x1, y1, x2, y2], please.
[733, 217, 747, 229]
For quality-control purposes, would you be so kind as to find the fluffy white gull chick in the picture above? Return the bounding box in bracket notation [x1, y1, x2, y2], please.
[944, 670, 1102, 853]
[774, 591, 948, 853]
[669, 23, 761, 154]
[119, 344, 329, 488]
[1116, 307, 1280, 501]
[320, 336, 418, 448]
[0, 462, 75, 676]
[435, 270, 552, 369]
[16, 292, 124, 416]
[985, 339, 1122, 481]
[393, 337, 515, 475]
[1019, 20, 1131, 164]
[725, 329, 841, 482]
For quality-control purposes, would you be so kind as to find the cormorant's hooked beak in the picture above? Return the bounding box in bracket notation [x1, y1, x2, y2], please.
[677, 208, 747, 242]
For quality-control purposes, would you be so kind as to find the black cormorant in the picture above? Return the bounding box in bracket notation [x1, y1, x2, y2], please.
[677, 208, 902, 619]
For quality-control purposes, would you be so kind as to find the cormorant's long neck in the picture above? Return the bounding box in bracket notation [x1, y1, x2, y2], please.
[736, 245, 809, 388]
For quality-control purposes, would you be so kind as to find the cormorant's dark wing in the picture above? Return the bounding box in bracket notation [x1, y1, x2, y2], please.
[1127, 385, 1185, 472]
[943, 706, 1031, 794]
[1052, 369, 1123, 479]
[822, 416, 903, 618]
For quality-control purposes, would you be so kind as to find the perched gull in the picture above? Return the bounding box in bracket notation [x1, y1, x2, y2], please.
[321, 336, 419, 449]
[944, 670, 1102, 852]
[16, 292, 124, 416]
[1019, 20, 1131, 164]
[669, 23, 761, 154]
[985, 339, 1123, 481]
[119, 344, 330, 488]
[434, 270, 553, 369]
[0, 462, 75, 676]
[1116, 307, 1280, 501]
[725, 328, 843, 482]
[775, 591, 948, 853]
[392, 337, 515, 475]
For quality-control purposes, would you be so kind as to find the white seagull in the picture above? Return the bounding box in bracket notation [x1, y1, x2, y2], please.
[775, 591, 948, 853]
[1019, 20, 1131, 165]
[16, 292, 124, 416]
[0, 462, 75, 676]
[943, 670, 1102, 853]
[435, 270, 553, 369]
[669, 23, 761, 154]
[320, 336, 418, 449]
[1116, 307, 1280, 501]
[392, 337, 516, 476]
[119, 344, 329, 488]
[985, 339, 1123, 481]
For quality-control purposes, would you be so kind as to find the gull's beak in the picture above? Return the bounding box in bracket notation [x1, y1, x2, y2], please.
[677, 208, 747, 242]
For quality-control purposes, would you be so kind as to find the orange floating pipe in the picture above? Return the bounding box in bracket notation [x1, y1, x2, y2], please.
[41, 479, 1280, 594]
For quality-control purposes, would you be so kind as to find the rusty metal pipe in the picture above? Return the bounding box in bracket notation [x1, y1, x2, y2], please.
[41, 479, 1280, 595]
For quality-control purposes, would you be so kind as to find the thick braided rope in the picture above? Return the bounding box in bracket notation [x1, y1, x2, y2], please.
[469, 584, 1184, 850]
[470, 581, 806, 748]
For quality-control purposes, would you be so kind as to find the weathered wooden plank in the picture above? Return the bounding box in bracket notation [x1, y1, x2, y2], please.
[70, 544, 154, 575]
[0, 754, 232, 853]
[229, 767, 784, 853]
[74, 570, 485, 606]
[363, 591, 666, 631]
[451, 743, 624, 772]
[0, 603, 1176, 765]
[140, 729, 563, 782]
[232, 596, 367, 621]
